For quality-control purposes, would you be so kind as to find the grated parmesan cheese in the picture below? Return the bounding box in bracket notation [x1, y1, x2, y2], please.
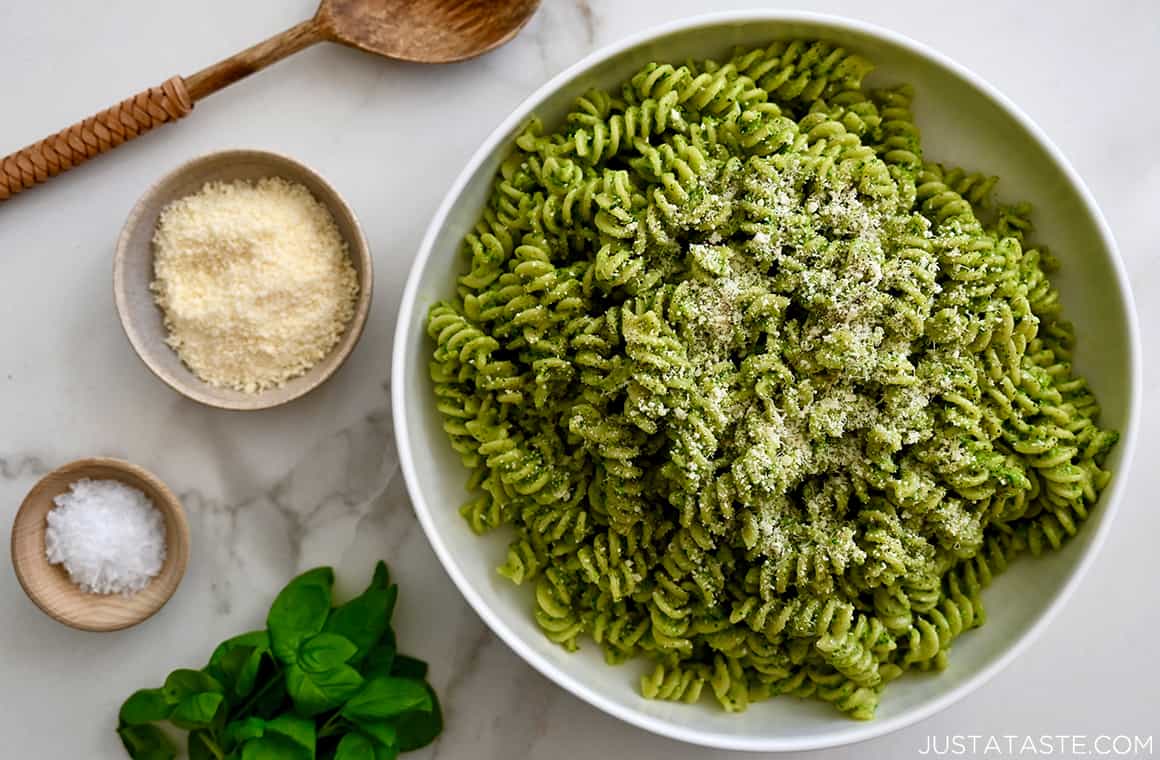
[151, 177, 359, 393]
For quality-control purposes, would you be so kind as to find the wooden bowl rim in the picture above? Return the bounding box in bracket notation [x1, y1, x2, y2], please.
[10, 457, 190, 632]
[112, 148, 374, 411]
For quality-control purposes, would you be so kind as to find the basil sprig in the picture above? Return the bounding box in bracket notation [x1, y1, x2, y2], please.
[116, 562, 442, 760]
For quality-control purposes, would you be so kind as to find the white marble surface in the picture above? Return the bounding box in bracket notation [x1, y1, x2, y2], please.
[0, 1, 1157, 757]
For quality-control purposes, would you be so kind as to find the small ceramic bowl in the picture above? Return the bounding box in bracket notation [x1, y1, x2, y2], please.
[113, 149, 373, 410]
[10, 458, 190, 632]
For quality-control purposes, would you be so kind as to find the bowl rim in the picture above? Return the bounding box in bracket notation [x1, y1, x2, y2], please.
[113, 148, 374, 411]
[391, 10, 1141, 752]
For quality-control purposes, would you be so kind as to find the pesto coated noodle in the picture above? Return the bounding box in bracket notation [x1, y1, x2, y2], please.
[426, 40, 1119, 719]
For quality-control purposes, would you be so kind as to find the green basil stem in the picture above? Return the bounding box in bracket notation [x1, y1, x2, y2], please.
[234, 664, 283, 720]
[193, 732, 225, 760]
[317, 710, 346, 738]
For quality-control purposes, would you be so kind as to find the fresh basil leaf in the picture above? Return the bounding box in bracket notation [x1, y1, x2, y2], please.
[119, 688, 174, 725]
[267, 567, 335, 663]
[116, 723, 177, 760]
[394, 683, 443, 752]
[341, 677, 432, 723]
[211, 644, 272, 702]
[359, 634, 396, 680]
[371, 561, 390, 589]
[208, 646, 249, 692]
[290, 566, 336, 590]
[225, 716, 267, 746]
[286, 663, 364, 716]
[350, 719, 397, 750]
[207, 632, 271, 702]
[241, 734, 311, 760]
[299, 633, 359, 673]
[208, 630, 270, 667]
[334, 732, 377, 760]
[170, 691, 225, 730]
[239, 648, 269, 700]
[163, 670, 223, 701]
[324, 565, 397, 663]
[387, 655, 427, 680]
[187, 730, 223, 760]
[264, 713, 316, 754]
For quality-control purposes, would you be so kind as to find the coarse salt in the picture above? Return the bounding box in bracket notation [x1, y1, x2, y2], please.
[45, 479, 166, 595]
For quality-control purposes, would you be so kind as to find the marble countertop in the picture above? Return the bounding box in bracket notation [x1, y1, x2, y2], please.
[1, 1, 1157, 757]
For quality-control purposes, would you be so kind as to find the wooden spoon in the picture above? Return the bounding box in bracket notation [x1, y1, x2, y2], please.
[0, 0, 541, 202]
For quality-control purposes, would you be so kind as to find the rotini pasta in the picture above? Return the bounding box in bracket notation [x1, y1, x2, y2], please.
[426, 39, 1118, 719]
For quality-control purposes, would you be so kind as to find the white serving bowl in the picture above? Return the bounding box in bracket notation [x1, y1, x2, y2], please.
[392, 11, 1140, 752]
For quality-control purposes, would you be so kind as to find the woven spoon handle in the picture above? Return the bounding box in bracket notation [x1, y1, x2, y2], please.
[0, 77, 193, 203]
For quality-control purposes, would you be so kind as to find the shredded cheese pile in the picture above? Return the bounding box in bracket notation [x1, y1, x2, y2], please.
[151, 177, 359, 393]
